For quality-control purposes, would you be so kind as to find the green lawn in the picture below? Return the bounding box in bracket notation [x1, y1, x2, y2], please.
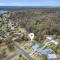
[23, 44, 31, 52]
[34, 55, 47, 60]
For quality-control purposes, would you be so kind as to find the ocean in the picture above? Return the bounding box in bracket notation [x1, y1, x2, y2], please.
[0, 6, 58, 9]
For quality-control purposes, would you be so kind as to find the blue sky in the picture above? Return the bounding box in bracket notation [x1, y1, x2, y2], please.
[0, 0, 60, 6]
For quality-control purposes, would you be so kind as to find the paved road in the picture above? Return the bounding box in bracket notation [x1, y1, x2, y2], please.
[3, 41, 33, 60]
[13, 42, 33, 60]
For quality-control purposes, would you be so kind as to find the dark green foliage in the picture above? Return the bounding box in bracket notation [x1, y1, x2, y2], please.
[0, 8, 60, 42]
[21, 34, 30, 41]
[8, 10, 60, 41]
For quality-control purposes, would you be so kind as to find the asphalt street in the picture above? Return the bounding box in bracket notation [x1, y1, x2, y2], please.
[3, 41, 33, 60]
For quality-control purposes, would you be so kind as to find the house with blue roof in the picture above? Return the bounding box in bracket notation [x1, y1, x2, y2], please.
[31, 42, 57, 60]
[40, 48, 54, 56]
[37, 48, 57, 60]
[32, 44, 40, 51]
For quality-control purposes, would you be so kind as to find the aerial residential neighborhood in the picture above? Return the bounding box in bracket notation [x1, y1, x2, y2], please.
[0, 1, 60, 60]
[0, 8, 60, 60]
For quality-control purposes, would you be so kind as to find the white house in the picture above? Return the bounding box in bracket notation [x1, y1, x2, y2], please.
[46, 35, 53, 40]
[50, 40, 58, 46]
[47, 54, 57, 60]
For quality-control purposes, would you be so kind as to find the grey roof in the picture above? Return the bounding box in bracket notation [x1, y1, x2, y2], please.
[37, 48, 54, 56]
[47, 54, 57, 59]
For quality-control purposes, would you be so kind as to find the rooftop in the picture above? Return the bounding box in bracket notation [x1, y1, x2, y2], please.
[47, 54, 57, 59]
[46, 36, 53, 40]
[32, 44, 40, 51]
[50, 40, 58, 45]
[40, 48, 54, 56]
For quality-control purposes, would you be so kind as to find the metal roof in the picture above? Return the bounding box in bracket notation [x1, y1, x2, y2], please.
[38, 48, 54, 56]
[47, 54, 57, 59]
[32, 44, 40, 51]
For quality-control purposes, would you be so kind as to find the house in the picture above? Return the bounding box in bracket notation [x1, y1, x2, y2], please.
[50, 40, 58, 46]
[46, 35, 53, 41]
[38, 48, 57, 60]
[39, 48, 54, 56]
[30, 44, 40, 56]
[41, 49, 54, 56]
[37, 48, 57, 60]
[31, 43, 57, 60]
[47, 54, 57, 60]
[32, 44, 40, 51]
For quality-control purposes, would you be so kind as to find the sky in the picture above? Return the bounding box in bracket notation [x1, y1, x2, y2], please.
[0, 0, 60, 6]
